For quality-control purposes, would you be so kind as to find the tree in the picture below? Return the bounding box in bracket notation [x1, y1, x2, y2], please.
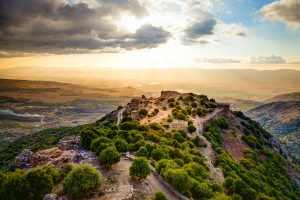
[129, 157, 151, 180]
[152, 148, 168, 161]
[136, 146, 149, 157]
[188, 124, 196, 133]
[80, 130, 98, 149]
[99, 146, 120, 168]
[164, 168, 192, 196]
[91, 136, 113, 155]
[63, 164, 103, 199]
[42, 165, 60, 184]
[177, 112, 186, 120]
[26, 167, 54, 200]
[139, 109, 148, 117]
[191, 182, 213, 200]
[191, 102, 198, 108]
[154, 191, 168, 200]
[114, 138, 128, 152]
[1, 169, 28, 200]
[167, 117, 173, 123]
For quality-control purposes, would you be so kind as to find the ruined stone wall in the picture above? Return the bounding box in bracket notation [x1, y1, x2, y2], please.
[160, 91, 181, 99]
[202, 103, 230, 131]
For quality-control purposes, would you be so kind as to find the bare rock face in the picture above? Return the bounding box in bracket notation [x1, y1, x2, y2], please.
[58, 136, 80, 151]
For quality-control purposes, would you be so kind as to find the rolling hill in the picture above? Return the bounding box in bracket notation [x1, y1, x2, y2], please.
[0, 91, 299, 200]
[0, 78, 144, 144]
[263, 91, 300, 103]
[247, 92, 300, 159]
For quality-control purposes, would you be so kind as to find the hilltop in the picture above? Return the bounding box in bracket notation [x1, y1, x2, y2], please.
[0, 91, 299, 200]
[263, 91, 300, 103]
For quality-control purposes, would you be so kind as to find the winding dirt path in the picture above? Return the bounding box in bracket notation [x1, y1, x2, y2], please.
[96, 158, 180, 200]
[117, 107, 126, 125]
[191, 108, 225, 183]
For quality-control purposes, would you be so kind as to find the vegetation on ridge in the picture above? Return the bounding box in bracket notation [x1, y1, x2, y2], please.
[0, 92, 299, 200]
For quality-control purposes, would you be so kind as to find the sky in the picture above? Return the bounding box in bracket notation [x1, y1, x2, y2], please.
[0, 0, 300, 70]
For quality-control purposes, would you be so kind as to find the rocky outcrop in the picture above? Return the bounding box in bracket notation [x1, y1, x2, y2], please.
[15, 136, 98, 169]
[15, 149, 35, 168]
[58, 136, 80, 151]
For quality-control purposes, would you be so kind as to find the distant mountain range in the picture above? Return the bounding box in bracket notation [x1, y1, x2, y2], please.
[1, 68, 300, 101]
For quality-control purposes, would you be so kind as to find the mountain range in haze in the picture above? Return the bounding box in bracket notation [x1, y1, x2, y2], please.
[1, 68, 300, 101]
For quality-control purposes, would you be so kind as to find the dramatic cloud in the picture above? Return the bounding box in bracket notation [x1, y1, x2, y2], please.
[0, 0, 249, 56]
[0, 0, 170, 54]
[261, 0, 300, 28]
[185, 18, 217, 38]
[249, 55, 286, 64]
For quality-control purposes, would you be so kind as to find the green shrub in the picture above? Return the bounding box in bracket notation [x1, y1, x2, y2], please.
[139, 109, 148, 117]
[164, 168, 192, 196]
[114, 138, 128, 152]
[150, 123, 163, 131]
[154, 191, 168, 200]
[99, 147, 120, 168]
[63, 164, 103, 199]
[1, 169, 28, 200]
[191, 102, 197, 108]
[168, 98, 175, 103]
[152, 148, 169, 161]
[173, 132, 185, 143]
[183, 162, 208, 180]
[136, 146, 149, 157]
[177, 112, 186, 120]
[191, 181, 213, 200]
[80, 130, 98, 150]
[59, 163, 74, 180]
[41, 165, 60, 184]
[119, 120, 140, 131]
[188, 124, 196, 133]
[211, 183, 223, 192]
[169, 102, 175, 108]
[130, 157, 151, 180]
[185, 106, 192, 114]
[26, 167, 54, 200]
[223, 177, 236, 194]
[231, 194, 242, 200]
[91, 137, 113, 154]
[167, 118, 173, 123]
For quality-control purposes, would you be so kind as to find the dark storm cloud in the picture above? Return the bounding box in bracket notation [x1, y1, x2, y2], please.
[0, 0, 169, 54]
